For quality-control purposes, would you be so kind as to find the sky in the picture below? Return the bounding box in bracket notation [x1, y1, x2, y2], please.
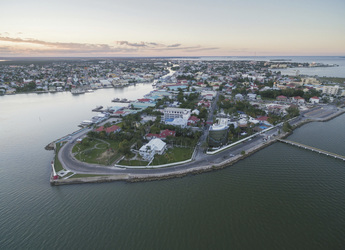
[1, 0, 344, 57]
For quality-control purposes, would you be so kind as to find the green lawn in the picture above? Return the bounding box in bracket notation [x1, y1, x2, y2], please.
[320, 77, 345, 85]
[54, 142, 66, 172]
[72, 138, 122, 165]
[151, 147, 194, 165]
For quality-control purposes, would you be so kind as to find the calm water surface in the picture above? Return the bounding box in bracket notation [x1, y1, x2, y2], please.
[1, 86, 345, 249]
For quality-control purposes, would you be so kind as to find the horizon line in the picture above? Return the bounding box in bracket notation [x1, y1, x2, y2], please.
[1, 55, 345, 59]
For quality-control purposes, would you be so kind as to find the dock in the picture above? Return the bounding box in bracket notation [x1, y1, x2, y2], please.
[278, 139, 345, 161]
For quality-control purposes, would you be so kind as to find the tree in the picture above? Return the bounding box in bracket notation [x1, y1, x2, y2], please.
[177, 89, 184, 103]
[136, 139, 143, 150]
[150, 126, 160, 134]
[286, 106, 300, 119]
[198, 108, 208, 120]
[282, 122, 292, 132]
[87, 131, 97, 138]
[103, 122, 111, 128]
[119, 139, 131, 156]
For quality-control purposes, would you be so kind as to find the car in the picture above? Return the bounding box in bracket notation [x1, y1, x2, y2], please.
[229, 154, 235, 157]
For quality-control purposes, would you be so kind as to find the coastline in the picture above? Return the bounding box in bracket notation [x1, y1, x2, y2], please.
[50, 108, 345, 185]
[50, 139, 278, 186]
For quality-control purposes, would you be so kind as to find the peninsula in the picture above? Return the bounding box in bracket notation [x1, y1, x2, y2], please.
[41, 59, 345, 185]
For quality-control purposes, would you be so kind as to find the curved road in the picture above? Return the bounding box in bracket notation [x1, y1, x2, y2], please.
[57, 104, 342, 176]
[58, 128, 269, 176]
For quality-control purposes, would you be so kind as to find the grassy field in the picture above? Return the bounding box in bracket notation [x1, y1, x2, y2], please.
[320, 77, 345, 85]
[151, 147, 194, 165]
[72, 138, 122, 165]
[118, 146, 194, 166]
[54, 142, 66, 172]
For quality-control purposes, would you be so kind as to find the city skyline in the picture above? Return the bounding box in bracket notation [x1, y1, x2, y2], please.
[1, 0, 344, 57]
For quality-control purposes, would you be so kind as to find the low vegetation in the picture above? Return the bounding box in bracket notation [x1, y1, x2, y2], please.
[54, 142, 66, 172]
[72, 137, 122, 165]
[151, 147, 194, 165]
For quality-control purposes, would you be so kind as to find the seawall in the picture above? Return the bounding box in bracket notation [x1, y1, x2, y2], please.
[50, 108, 345, 185]
[50, 137, 280, 185]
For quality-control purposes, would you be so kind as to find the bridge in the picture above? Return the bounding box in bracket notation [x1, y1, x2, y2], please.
[278, 139, 345, 161]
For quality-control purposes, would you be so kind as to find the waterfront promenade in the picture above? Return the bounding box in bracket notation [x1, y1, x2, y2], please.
[52, 105, 345, 185]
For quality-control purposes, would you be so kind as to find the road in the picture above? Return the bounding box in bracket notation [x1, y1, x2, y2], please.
[57, 104, 343, 176]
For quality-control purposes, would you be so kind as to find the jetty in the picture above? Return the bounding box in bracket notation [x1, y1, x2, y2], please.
[278, 139, 345, 161]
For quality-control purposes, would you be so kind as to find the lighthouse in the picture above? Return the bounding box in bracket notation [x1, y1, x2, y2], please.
[51, 161, 59, 180]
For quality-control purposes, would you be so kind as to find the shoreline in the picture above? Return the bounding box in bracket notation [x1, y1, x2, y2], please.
[50, 108, 345, 185]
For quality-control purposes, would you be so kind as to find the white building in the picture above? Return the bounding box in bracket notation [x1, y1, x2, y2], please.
[192, 109, 200, 116]
[309, 96, 320, 104]
[247, 93, 257, 100]
[201, 90, 217, 99]
[216, 118, 238, 128]
[139, 138, 167, 161]
[163, 107, 191, 121]
[323, 85, 339, 95]
[165, 117, 188, 128]
[235, 94, 244, 100]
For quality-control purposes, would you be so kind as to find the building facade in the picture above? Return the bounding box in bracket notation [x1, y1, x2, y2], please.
[139, 138, 167, 161]
[323, 85, 339, 95]
[208, 124, 229, 147]
[163, 107, 191, 121]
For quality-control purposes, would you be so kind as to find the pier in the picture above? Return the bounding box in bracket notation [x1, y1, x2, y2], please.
[278, 139, 345, 161]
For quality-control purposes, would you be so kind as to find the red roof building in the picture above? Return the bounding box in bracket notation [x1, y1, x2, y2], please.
[257, 116, 269, 122]
[276, 95, 287, 101]
[198, 100, 211, 108]
[137, 98, 152, 102]
[146, 129, 176, 140]
[187, 115, 200, 125]
[95, 125, 121, 134]
[292, 96, 305, 103]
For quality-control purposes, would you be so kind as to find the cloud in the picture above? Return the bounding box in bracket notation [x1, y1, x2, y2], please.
[0, 36, 113, 50]
[116, 40, 219, 52]
[116, 41, 148, 47]
[167, 44, 181, 48]
[0, 46, 13, 53]
[0, 36, 219, 55]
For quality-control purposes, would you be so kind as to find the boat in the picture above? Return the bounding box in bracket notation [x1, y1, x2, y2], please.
[112, 98, 120, 102]
[79, 120, 94, 127]
[36, 90, 49, 94]
[71, 88, 86, 95]
[92, 106, 103, 111]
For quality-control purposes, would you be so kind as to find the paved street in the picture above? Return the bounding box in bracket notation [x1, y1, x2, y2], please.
[57, 104, 343, 177]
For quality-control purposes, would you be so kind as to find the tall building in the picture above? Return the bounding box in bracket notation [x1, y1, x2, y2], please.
[208, 124, 229, 147]
[323, 85, 339, 95]
[163, 107, 191, 121]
